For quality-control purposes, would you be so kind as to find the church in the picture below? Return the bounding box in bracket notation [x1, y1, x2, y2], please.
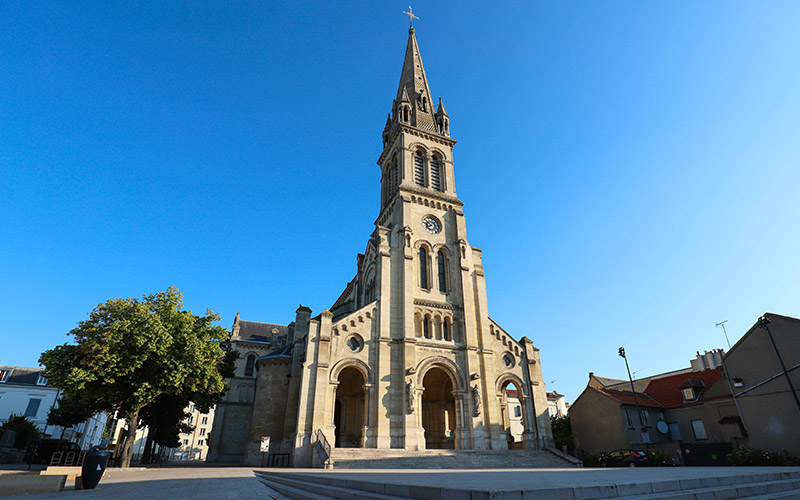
[207, 21, 554, 467]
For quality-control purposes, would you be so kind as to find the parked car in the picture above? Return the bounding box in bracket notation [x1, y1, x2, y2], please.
[24, 439, 82, 465]
[599, 449, 649, 467]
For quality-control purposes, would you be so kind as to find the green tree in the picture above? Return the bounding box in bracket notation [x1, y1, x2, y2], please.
[47, 392, 95, 429]
[1, 414, 42, 449]
[550, 414, 574, 453]
[138, 394, 193, 463]
[39, 287, 235, 468]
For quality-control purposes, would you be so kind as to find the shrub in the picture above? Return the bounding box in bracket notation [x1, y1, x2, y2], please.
[582, 454, 601, 467]
[728, 447, 800, 466]
[0, 414, 42, 449]
[647, 449, 675, 466]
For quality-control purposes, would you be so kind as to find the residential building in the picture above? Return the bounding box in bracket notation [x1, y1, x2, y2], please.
[724, 313, 800, 456]
[570, 351, 744, 465]
[0, 365, 107, 449]
[0, 366, 57, 431]
[547, 392, 568, 418]
[167, 403, 215, 461]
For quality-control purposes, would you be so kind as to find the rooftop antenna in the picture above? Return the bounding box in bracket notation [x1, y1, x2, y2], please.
[632, 368, 643, 380]
[715, 320, 731, 349]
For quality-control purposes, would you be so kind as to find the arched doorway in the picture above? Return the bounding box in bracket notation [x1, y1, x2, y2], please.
[334, 366, 365, 448]
[422, 367, 456, 449]
[501, 381, 526, 449]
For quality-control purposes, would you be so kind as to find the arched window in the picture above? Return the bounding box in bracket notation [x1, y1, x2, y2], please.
[443, 318, 451, 341]
[423, 316, 431, 339]
[431, 156, 443, 191]
[244, 354, 256, 377]
[414, 152, 425, 186]
[419, 247, 428, 289]
[437, 250, 447, 292]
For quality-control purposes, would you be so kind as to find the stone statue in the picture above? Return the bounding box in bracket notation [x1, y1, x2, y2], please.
[472, 385, 481, 417]
[406, 379, 415, 414]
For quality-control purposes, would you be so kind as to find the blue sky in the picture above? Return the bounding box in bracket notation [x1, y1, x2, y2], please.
[2, 2, 799, 403]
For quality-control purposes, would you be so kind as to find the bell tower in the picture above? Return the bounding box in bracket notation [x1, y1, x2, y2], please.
[378, 23, 459, 213]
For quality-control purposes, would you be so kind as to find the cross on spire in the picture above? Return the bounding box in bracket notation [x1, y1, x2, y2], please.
[403, 6, 419, 26]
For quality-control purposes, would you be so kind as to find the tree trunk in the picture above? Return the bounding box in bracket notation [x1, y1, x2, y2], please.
[141, 426, 155, 464]
[118, 409, 139, 468]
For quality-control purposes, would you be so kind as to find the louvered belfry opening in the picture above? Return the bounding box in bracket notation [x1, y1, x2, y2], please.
[414, 152, 425, 186]
[431, 156, 442, 191]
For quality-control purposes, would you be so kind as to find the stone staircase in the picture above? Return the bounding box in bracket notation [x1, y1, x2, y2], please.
[328, 447, 572, 469]
[255, 469, 800, 500]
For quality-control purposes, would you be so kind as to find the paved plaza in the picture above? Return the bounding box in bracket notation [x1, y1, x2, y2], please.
[2, 465, 800, 499]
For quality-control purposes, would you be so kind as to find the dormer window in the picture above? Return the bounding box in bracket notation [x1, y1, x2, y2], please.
[0, 369, 8, 383]
[680, 378, 705, 401]
[36, 373, 47, 386]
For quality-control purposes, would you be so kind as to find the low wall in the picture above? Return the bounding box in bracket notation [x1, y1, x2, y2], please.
[0, 473, 66, 496]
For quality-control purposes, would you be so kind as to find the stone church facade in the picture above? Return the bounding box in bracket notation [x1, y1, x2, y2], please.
[210, 25, 553, 467]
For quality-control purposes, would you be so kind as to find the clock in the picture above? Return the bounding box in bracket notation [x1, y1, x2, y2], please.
[422, 216, 441, 234]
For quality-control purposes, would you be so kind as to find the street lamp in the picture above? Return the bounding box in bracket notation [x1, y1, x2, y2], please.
[757, 316, 800, 417]
[619, 347, 646, 442]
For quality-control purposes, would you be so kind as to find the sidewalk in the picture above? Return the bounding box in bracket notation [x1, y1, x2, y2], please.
[1, 467, 267, 500]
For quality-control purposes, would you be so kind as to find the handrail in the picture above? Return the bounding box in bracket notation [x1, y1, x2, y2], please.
[313, 429, 332, 467]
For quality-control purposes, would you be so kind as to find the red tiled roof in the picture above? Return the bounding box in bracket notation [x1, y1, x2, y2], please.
[644, 367, 724, 408]
[597, 367, 725, 409]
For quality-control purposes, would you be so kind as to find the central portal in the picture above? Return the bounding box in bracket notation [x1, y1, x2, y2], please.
[422, 367, 456, 449]
[334, 366, 365, 448]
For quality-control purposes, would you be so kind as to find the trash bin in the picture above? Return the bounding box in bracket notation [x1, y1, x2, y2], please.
[80, 450, 111, 490]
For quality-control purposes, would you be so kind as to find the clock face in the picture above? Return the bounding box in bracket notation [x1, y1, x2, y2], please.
[422, 216, 441, 234]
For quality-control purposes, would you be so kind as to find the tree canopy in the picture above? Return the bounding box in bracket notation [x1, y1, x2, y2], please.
[39, 287, 236, 467]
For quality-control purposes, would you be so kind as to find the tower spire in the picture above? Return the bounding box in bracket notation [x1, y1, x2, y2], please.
[394, 16, 438, 133]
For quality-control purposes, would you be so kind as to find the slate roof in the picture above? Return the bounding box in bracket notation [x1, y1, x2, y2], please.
[237, 320, 288, 343]
[596, 366, 725, 409]
[0, 365, 49, 386]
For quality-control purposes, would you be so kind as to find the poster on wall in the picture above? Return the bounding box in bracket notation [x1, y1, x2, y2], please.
[260, 436, 270, 453]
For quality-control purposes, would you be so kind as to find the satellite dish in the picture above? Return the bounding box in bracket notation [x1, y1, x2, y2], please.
[657, 421, 669, 434]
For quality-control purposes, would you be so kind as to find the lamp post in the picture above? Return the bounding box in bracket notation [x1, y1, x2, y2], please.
[757, 316, 800, 417]
[619, 347, 646, 442]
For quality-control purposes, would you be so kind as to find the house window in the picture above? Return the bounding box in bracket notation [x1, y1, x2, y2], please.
[682, 388, 695, 400]
[514, 406, 521, 418]
[199, 428, 206, 436]
[189, 404, 195, 413]
[197, 440, 203, 446]
[442, 319, 451, 341]
[24, 398, 42, 418]
[414, 152, 426, 186]
[691, 420, 707, 440]
[201, 416, 208, 425]
[183, 439, 188, 446]
[437, 251, 447, 292]
[423, 316, 431, 339]
[419, 247, 429, 289]
[431, 156, 443, 191]
[187, 415, 193, 425]
[658, 412, 666, 423]
[640, 410, 650, 427]
[624, 409, 634, 428]
[0, 370, 8, 383]
[36, 374, 47, 386]
[245, 354, 256, 377]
